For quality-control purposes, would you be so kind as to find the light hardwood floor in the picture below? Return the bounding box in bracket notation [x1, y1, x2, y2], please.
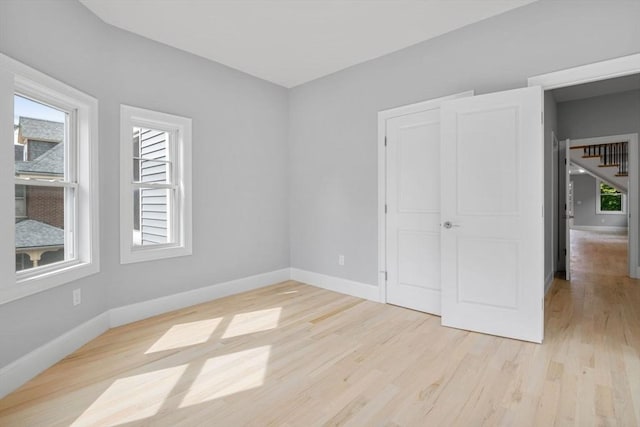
[1, 230, 639, 426]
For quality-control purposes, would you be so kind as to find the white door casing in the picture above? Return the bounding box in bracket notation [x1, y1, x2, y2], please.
[529, 52, 640, 279]
[440, 86, 544, 343]
[565, 138, 571, 281]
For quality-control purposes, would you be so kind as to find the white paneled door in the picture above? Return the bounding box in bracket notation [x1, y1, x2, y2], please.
[440, 86, 544, 343]
[386, 109, 443, 314]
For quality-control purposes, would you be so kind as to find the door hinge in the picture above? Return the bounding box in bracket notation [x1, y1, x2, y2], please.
[564, 249, 567, 255]
[541, 111, 544, 125]
[385, 271, 388, 281]
[385, 204, 388, 214]
[384, 136, 387, 147]
[564, 158, 567, 165]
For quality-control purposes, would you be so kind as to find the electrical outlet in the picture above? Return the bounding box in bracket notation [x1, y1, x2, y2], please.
[338, 254, 345, 266]
[73, 289, 81, 306]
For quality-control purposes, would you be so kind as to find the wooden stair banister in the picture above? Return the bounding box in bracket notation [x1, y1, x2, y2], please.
[570, 141, 629, 177]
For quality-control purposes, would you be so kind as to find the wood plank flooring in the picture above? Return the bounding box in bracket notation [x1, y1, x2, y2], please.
[1, 229, 639, 426]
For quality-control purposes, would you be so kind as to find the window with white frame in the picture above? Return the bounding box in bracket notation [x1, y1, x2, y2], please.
[0, 54, 99, 304]
[120, 105, 192, 263]
[596, 179, 626, 214]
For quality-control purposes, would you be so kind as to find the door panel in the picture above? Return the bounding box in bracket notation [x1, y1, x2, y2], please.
[386, 109, 442, 314]
[440, 86, 544, 343]
[457, 107, 519, 214]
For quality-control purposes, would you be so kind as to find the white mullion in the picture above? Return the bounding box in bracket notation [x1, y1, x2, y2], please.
[133, 157, 171, 164]
[131, 182, 176, 190]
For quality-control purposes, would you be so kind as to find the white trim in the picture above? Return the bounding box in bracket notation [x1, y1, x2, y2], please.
[290, 268, 380, 302]
[0, 54, 99, 305]
[569, 134, 638, 278]
[528, 53, 640, 90]
[377, 91, 474, 305]
[120, 105, 192, 264]
[570, 225, 628, 232]
[0, 268, 291, 398]
[530, 56, 640, 280]
[110, 268, 291, 327]
[0, 312, 110, 399]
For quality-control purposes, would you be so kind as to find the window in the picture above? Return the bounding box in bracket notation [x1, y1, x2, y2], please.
[0, 54, 99, 304]
[596, 179, 626, 214]
[120, 105, 192, 263]
[15, 184, 26, 218]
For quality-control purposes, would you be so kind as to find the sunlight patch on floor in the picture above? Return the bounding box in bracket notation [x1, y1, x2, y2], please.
[179, 345, 271, 408]
[222, 307, 282, 339]
[146, 318, 223, 354]
[71, 364, 188, 427]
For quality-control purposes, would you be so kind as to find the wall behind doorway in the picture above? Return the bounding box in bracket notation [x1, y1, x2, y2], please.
[557, 90, 640, 140]
[572, 174, 628, 228]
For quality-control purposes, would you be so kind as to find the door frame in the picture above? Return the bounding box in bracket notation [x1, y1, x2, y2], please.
[377, 91, 473, 304]
[529, 52, 640, 279]
[567, 134, 639, 278]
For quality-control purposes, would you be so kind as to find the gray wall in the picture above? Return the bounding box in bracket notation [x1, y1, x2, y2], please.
[289, 0, 640, 286]
[557, 89, 639, 260]
[0, 0, 289, 368]
[557, 90, 640, 140]
[2, 0, 640, 373]
[572, 174, 628, 227]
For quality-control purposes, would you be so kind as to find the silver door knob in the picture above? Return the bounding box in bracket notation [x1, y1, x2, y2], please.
[443, 221, 453, 229]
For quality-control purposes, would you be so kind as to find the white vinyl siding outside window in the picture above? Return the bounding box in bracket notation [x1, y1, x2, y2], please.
[120, 105, 192, 264]
[0, 54, 99, 304]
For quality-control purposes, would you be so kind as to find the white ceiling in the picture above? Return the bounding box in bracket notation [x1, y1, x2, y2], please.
[553, 73, 640, 103]
[79, 0, 537, 88]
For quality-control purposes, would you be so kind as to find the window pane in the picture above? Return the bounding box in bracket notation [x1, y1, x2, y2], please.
[138, 128, 168, 159]
[133, 188, 172, 246]
[15, 185, 68, 272]
[14, 94, 67, 179]
[600, 182, 623, 212]
[15, 184, 26, 217]
[134, 159, 168, 184]
[14, 95, 70, 272]
[600, 194, 622, 211]
[133, 127, 171, 184]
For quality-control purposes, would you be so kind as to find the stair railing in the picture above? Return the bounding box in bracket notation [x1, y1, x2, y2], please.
[580, 141, 628, 176]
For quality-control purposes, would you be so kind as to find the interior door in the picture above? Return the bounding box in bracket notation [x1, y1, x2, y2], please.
[565, 139, 572, 280]
[440, 86, 544, 343]
[386, 109, 443, 314]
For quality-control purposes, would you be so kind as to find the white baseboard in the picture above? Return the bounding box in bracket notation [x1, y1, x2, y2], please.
[290, 268, 380, 302]
[545, 271, 554, 296]
[0, 312, 110, 399]
[570, 225, 628, 232]
[109, 268, 291, 327]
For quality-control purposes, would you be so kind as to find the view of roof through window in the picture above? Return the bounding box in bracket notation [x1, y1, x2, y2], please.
[13, 94, 68, 272]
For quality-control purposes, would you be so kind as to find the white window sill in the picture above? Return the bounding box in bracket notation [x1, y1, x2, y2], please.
[120, 245, 191, 264]
[0, 261, 99, 305]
